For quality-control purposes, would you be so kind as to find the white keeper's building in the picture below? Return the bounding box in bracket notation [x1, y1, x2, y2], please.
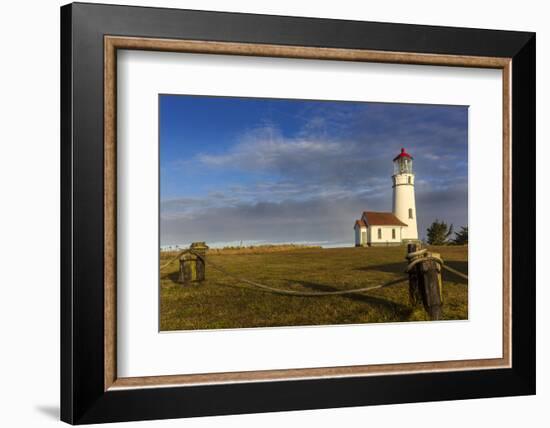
[354, 148, 419, 247]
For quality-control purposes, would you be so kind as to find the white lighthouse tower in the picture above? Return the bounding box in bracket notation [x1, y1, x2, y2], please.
[392, 148, 419, 241]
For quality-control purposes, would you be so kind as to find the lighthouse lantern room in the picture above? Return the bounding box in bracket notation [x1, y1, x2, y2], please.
[393, 148, 413, 175]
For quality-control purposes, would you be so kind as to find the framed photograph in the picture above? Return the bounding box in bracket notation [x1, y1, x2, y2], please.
[61, 2, 535, 424]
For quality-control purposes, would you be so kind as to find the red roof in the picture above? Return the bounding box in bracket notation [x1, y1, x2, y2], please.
[362, 211, 408, 227]
[393, 147, 413, 162]
[354, 219, 367, 228]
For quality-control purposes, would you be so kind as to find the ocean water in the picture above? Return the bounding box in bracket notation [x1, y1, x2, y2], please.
[160, 239, 352, 251]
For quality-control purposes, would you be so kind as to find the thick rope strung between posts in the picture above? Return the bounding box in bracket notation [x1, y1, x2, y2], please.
[196, 253, 409, 297]
[160, 249, 408, 296]
[159, 250, 188, 272]
[440, 264, 469, 280]
[406, 248, 468, 280]
[159, 247, 468, 297]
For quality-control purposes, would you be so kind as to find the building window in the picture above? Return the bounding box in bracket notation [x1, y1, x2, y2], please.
[409, 208, 413, 219]
[392, 229, 396, 239]
[378, 228, 382, 239]
[408, 176, 411, 184]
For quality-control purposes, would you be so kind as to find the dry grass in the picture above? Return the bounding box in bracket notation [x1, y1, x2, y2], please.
[160, 245, 468, 331]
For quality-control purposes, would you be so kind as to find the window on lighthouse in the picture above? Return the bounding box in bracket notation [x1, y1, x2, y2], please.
[409, 208, 414, 219]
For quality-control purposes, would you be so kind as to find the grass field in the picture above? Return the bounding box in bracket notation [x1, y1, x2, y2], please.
[160, 245, 468, 331]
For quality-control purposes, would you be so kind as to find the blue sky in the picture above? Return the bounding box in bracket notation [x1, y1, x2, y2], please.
[160, 95, 468, 247]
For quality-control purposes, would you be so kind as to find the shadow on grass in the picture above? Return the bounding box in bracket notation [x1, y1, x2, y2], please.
[355, 261, 468, 285]
[165, 271, 179, 282]
[284, 279, 413, 319]
[162, 271, 257, 293]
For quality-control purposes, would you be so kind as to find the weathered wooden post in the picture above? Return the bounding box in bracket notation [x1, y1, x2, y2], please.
[178, 242, 209, 284]
[407, 243, 443, 320]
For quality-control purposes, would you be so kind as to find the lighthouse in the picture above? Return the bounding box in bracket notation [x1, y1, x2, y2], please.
[392, 148, 418, 241]
[353, 147, 420, 246]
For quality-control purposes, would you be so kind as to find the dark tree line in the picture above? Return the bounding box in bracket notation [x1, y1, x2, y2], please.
[426, 220, 468, 245]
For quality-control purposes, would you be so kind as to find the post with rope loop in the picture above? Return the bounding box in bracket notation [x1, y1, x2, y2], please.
[406, 243, 443, 320]
[178, 242, 209, 284]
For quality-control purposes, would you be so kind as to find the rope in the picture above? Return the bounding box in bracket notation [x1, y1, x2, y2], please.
[162, 249, 408, 297]
[160, 246, 467, 297]
[200, 254, 408, 297]
[160, 249, 188, 271]
[406, 254, 444, 271]
[441, 264, 469, 280]
[406, 248, 468, 280]
[406, 248, 429, 259]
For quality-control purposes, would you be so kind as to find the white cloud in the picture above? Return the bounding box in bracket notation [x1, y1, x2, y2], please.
[162, 102, 468, 245]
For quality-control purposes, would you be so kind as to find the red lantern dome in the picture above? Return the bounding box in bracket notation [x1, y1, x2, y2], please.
[393, 148, 414, 175]
[393, 147, 413, 161]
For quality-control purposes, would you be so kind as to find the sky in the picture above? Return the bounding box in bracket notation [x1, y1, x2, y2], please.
[160, 95, 468, 248]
